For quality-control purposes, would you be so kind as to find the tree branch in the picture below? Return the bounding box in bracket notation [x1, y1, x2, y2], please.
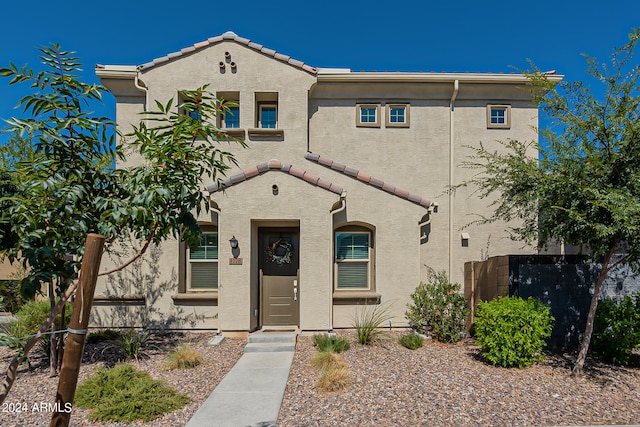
[97, 225, 157, 276]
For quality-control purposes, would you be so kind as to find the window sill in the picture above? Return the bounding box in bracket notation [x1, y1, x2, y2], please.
[247, 128, 284, 139]
[332, 291, 381, 304]
[93, 294, 146, 306]
[222, 128, 246, 138]
[172, 291, 218, 304]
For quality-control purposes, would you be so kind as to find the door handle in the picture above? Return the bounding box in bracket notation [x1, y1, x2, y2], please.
[293, 287, 298, 301]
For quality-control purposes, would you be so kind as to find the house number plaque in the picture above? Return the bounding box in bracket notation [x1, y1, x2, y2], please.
[229, 258, 243, 265]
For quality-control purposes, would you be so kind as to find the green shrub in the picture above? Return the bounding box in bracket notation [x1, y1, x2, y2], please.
[399, 333, 424, 350]
[474, 296, 554, 369]
[0, 280, 26, 313]
[405, 269, 470, 343]
[8, 299, 73, 359]
[352, 301, 392, 345]
[166, 343, 203, 369]
[592, 294, 640, 366]
[117, 328, 151, 361]
[8, 300, 73, 339]
[75, 364, 190, 422]
[86, 329, 121, 344]
[313, 334, 350, 353]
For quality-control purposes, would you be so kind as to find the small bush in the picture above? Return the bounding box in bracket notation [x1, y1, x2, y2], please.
[399, 333, 424, 350]
[352, 301, 392, 345]
[117, 328, 151, 361]
[592, 294, 640, 366]
[166, 343, 203, 369]
[474, 296, 554, 369]
[405, 269, 470, 343]
[87, 329, 121, 344]
[313, 334, 350, 353]
[8, 300, 73, 339]
[8, 299, 73, 360]
[0, 280, 26, 313]
[75, 364, 190, 422]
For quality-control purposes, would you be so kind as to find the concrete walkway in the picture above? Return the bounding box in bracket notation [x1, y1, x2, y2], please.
[186, 332, 296, 427]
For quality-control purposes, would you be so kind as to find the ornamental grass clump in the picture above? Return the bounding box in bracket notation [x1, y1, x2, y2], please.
[75, 364, 190, 422]
[313, 333, 350, 353]
[352, 301, 392, 345]
[474, 296, 554, 369]
[405, 269, 470, 343]
[117, 328, 151, 361]
[311, 348, 350, 392]
[166, 342, 203, 369]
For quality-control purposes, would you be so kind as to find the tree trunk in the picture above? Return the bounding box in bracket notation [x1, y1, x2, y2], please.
[50, 233, 105, 427]
[572, 245, 616, 375]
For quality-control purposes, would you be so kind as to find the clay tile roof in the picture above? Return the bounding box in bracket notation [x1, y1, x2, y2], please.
[206, 159, 343, 195]
[304, 152, 434, 209]
[138, 31, 317, 75]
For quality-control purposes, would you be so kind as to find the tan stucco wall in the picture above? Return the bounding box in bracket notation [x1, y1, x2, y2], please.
[96, 36, 546, 332]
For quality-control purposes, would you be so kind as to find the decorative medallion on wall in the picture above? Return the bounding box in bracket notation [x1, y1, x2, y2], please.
[265, 239, 293, 265]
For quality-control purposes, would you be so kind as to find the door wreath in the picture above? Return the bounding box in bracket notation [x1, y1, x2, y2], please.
[265, 239, 293, 265]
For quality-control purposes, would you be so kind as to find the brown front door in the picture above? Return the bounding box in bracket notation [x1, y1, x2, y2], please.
[259, 228, 300, 326]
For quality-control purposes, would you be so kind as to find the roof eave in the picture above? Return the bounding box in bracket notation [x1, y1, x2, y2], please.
[316, 71, 564, 84]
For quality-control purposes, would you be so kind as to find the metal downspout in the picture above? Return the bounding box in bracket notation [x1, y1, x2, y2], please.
[449, 80, 459, 279]
[328, 192, 347, 330]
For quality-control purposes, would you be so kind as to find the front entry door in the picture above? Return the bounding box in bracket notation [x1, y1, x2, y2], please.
[259, 228, 300, 327]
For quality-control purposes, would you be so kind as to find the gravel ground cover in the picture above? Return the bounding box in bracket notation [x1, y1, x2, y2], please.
[0, 332, 244, 427]
[0, 330, 638, 427]
[279, 332, 640, 427]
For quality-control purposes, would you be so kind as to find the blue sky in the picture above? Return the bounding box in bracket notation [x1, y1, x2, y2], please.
[0, 0, 637, 133]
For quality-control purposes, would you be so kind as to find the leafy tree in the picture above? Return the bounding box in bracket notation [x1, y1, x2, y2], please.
[459, 28, 640, 374]
[0, 44, 242, 401]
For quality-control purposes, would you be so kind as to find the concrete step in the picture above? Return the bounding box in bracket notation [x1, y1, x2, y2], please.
[244, 341, 296, 353]
[247, 332, 296, 344]
[244, 332, 297, 352]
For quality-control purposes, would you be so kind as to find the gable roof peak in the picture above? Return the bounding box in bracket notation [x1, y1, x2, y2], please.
[138, 31, 316, 75]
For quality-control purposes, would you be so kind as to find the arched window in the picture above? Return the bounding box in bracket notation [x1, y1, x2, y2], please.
[334, 224, 374, 290]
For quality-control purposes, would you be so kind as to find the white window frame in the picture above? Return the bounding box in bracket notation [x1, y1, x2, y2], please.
[356, 104, 381, 128]
[187, 231, 219, 291]
[334, 230, 372, 290]
[487, 104, 511, 129]
[385, 104, 410, 128]
[259, 104, 278, 129]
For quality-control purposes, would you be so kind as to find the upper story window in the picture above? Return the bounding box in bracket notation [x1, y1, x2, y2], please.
[225, 105, 240, 128]
[255, 92, 279, 129]
[356, 104, 381, 127]
[178, 91, 201, 121]
[386, 104, 410, 128]
[259, 105, 277, 128]
[217, 91, 241, 129]
[487, 104, 511, 129]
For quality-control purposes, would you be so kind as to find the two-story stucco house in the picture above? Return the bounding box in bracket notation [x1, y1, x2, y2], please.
[93, 31, 561, 336]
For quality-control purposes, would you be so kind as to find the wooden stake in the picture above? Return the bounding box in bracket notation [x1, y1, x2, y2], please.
[50, 233, 105, 427]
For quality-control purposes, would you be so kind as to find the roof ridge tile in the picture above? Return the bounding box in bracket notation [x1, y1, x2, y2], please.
[138, 31, 316, 74]
[305, 151, 433, 209]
